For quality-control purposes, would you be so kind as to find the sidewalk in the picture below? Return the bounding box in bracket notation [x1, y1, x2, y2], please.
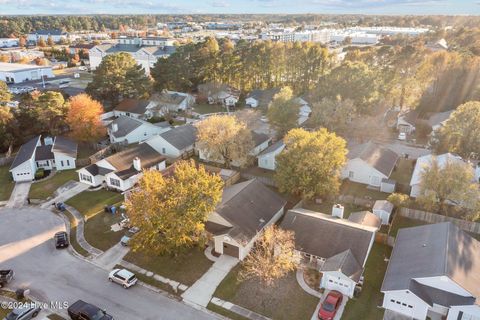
[64, 204, 103, 258]
[182, 255, 239, 307]
[296, 269, 322, 298]
[94, 242, 130, 269]
[40, 181, 88, 209]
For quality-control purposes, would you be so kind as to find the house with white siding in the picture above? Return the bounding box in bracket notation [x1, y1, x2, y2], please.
[107, 116, 171, 144]
[9, 136, 77, 182]
[245, 88, 280, 108]
[113, 99, 156, 119]
[77, 143, 166, 192]
[381, 223, 480, 320]
[281, 208, 376, 298]
[257, 140, 285, 171]
[149, 90, 195, 115]
[205, 179, 286, 260]
[342, 141, 399, 187]
[145, 124, 197, 158]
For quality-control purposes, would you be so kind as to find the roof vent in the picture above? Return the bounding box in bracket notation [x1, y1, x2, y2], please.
[422, 244, 427, 248]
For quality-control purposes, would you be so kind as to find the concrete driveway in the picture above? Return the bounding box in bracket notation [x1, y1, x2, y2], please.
[5, 182, 32, 208]
[0, 207, 219, 320]
[311, 290, 348, 320]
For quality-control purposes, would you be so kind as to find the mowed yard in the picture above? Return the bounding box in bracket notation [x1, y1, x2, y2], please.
[212, 267, 319, 320]
[0, 165, 14, 201]
[29, 169, 78, 199]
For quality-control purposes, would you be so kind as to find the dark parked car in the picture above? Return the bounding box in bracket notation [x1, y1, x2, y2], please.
[318, 290, 343, 320]
[67, 300, 113, 320]
[3, 305, 40, 320]
[54, 231, 69, 249]
[0, 269, 14, 288]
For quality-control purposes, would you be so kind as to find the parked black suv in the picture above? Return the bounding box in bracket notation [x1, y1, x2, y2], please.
[54, 231, 69, 249]
[67, 300, 113, 320]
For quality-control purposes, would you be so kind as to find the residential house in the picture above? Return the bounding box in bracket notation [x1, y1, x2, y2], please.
[426, 38, 449, 52]
[410, 153, 468, 198]
[107, 116, 171, 144]
[198, 83, 240, 107]
[372, 200, 394, 225]
[113, 99, 156, 119]
[10, 136, 77, 182]
[427, 110, 454, 132]
[280, 208, 376, 297]
[295, 97, 312, 125]
[342, 141, 399, 187]
[205, 179, 286, 260]
[199, 131, 271, 167]
[77, 143, 166, 192]
[257, 140, 285, 171]
[151, 90, 195, 114]
[145, 124, 197, 158]
[381, 222, 480, 320]
[245, 88, 281, 108]
[397, 109, 418, 134]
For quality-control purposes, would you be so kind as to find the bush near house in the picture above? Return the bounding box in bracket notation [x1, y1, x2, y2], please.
[35, 168, 45, 179]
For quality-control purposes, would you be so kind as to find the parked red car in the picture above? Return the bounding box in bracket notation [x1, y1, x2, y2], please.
[318, 290, 343, 320]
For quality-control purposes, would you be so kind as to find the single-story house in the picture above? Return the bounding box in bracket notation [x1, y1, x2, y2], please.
[372, 200, 394, 225]
[205, 179, 286, 260]
[113, 99, 156, 119]
[145, 124, 197, 158]
[245, 88, 280, 108]
[294, 97, 312, 125]
[257, 140, 285, 171]
[199, 131, 271, 167]
[381, 222, 480, 320]
[410, 153, 469, 198]
[10, 135, 77, 182]
[77, 143, 166, 192]
[198, 83, 240, 107]
[397, 109, 418, 134]
[427, 110, 454, 132]
[151, 90, 195, 114]
[281, 208, 376, 297]
[342, 141, 399, 187]
[107, 116, 171, 144]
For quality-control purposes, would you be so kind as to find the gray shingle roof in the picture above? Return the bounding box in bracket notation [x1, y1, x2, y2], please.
[348, 211, 381, 229]
[258, 140, 285, 156]
[52, 136, 77, 158]
[321, 249, 363, 282]
[84, 164, 113, 176]
[159, 124, 197, 151]
[347, 141, 399, 177]
[206, 179, 286, 244]
[115, 99, 150, 115]
[35, 145, 54, 161]
[109, 116, 143, 138]
[247, 88, 281, 106]
[251, 131, 271, 147]
[280, 209, 375, 267]
[10, 136, 40, 170]
[409, 279, 476, 307]
[381, 222, 480, 305]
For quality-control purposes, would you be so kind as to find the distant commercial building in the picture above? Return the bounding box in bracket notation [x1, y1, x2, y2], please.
[27, 30, 69, 44]
[0, 62, 54, 84]
[0, 38, 19, 48]
[348, 26, 429, 36]
[89, 36, 176, 75]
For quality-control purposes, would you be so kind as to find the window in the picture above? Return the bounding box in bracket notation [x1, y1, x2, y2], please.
[80, 173, 92, 183]
[348, 171, 354, 178]
[110, 178, 121, 187]
[60, 160, 64, 167]
[162, 147, 166, 154]
[66, 160, 70, 166]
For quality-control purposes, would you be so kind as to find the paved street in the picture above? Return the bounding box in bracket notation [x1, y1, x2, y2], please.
[0, 207, 219, 320]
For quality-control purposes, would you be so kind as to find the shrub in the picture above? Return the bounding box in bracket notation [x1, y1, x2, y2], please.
[387, 193, 410, 208]
[35, 168, 45, 179]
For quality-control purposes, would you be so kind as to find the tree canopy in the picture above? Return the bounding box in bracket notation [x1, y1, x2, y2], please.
[309, 96, 356, 135]
[267, 87, 299, 137]
[86, 52, 151, 107]
[66, 94, 106, 143]
[275, 128, 347, 200]
[0, 81, 12, 104]
[125, 160, 223, 254]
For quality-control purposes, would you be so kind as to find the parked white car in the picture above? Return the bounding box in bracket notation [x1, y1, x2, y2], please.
[108, 268, 137, 288]
[398, 132, 407, 141]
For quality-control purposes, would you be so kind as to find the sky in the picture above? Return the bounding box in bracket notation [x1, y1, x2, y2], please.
[0, 0, 479, 15]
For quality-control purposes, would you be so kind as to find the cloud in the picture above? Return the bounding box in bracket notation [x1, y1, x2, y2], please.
[211, 0, 230, 7]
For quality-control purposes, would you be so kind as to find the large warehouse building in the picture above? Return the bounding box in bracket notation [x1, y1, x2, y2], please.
[0, 62, 54, 84]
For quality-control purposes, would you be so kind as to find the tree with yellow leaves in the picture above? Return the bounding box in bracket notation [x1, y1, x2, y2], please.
[66, 94, 106, 143]
[125, 160, 223, 254]
[196, 115, 254, 168]
[239, 225, 298, 286]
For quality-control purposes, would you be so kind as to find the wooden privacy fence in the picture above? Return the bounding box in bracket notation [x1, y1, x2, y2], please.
[399, 207, 480, 234]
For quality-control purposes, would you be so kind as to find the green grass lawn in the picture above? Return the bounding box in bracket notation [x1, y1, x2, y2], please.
[342, 243, 392, 320]
[193, 103, 226, 114]
[341, 181, 389, 200]
[84, 212, 126, 251]
[207, 303, 250, 320]
[213, 267, 319, 320]
[302, 200, 366, 219]
[63, 210, 89, 257]
[77, 143, 97, 159]
[124, 247, 213, 286]
[29, 169, 78, 200]
[66, 189, 124, 218]
[0, 165, 14, 201]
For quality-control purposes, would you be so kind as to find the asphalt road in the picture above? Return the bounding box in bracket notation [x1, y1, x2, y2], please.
[0, 207, 219, 320]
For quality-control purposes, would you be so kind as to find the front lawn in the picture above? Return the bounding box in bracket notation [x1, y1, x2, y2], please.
[342, 243, 392, 320]
[65, 189, 124, 218]
[124, 247, 213, 286]
[213, 267, 319, 320]
[193, 103, 226, 115]
[29, 169, 78, 199]
[84, 212, 126, 251]
[0, 165, 14, 201]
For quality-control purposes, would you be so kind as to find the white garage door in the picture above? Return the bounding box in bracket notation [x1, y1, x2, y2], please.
[325, 275, 352, 296]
